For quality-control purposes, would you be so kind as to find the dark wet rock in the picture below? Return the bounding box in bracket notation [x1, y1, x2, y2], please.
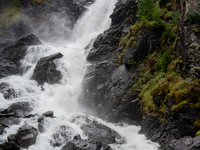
[43, 111, 54, 118]
[123, 29, 162, 68]
[72, 115, 124, 144]
[0, 117, 20, 128]
[82, 63, 142, 124]
[0, 19, 33, 42]
[61, 139, 113, 150]
[0, 141, 20, 150]
[37, 116, 44, 133]
[0, 102, 33, 117]
[0, 82, 18, 99]
[50, 125, 74, 147]
[87, 24, 127, 62]
[32, 52, 63, 85]
[16, 124, 38, 148]
[0, 34, 42, 78]
[110, 0, 138, 25]
[19, 0, 87, 41]
[7, 134, 17, 143]
[74, 134, 81, 140]
[140, 105, 197, 145]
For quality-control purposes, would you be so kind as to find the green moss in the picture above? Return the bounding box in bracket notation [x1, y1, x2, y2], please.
[126, 36, 136, 48]
[151, 77, 169, 96]
[119, 37, 127, 47]
[194, 119, 200, 130]
[191, 28, 200, 35]
[171, 100, 190, 111]
[196, 130, 200, 135]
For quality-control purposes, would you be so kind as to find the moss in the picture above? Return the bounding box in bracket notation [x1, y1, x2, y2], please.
[191, 28, 200, 35]
[132, 41, 137, 48]
[171, 100, 190, 111]
[194, 119, 200, 130]
[196, 130, 200, 135]
[126, 36, 136, 48]
[142, 90, 157, 113]
[119, 37, 127, 47]
[159, 118, 167, 123]
[151, 77, 169, 96]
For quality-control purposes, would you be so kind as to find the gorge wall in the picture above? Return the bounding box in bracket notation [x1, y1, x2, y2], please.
[82, 0, 200, 149]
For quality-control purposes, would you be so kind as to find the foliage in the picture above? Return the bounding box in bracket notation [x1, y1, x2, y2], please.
[158, 0, 171, 8]
[127, 57, 137, 67]
[169, 10, 180, 25]
[137, 0, 160, 21]
[162, 26, 176, 44]
[155, 50, 173, 72]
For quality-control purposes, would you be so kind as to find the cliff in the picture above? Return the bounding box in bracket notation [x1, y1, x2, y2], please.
[83, 0, 200, 149]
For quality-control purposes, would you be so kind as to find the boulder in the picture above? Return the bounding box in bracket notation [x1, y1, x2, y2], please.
[50, 125, 74, 147]
[43, 111, 54, 118]
[31, 53, 63, 85]
[72, 115, 124, 144]
[0, 102, 33, 117]
[0, 141, 20, 150]
[61, 138, 112, 150]
[16, 124, 38, 148]
[0, 82, 18, 99]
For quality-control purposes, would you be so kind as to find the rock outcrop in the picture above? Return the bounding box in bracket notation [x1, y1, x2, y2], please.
[31, 52, 63, 85]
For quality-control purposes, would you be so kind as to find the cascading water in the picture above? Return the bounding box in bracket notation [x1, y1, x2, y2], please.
[0, 0, 160, 149]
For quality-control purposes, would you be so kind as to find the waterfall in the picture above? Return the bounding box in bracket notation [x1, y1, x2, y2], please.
[0, 0, 159, 149]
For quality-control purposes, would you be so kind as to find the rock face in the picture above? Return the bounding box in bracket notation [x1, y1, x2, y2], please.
[32, 52, 63, 85]
[82, 0, 143, 124]
[0, 34, 42, 78]
[0, 0, 94, 42]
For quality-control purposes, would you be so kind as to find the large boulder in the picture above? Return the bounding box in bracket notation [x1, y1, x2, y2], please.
[0, 102, 33, 117]
[15, 125, 38, 148]
[61, 134, 112, 150]
[72, 115, 124, 144]
[31, 52, 63, 85]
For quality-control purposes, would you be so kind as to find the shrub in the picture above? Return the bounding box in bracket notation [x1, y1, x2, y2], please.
[137, 0, 160, 21]
[155, 50, 173, 72]
[162, 26, 176, 44]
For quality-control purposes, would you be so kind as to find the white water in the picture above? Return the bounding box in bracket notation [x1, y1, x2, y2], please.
[0, 0, 159, 149]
